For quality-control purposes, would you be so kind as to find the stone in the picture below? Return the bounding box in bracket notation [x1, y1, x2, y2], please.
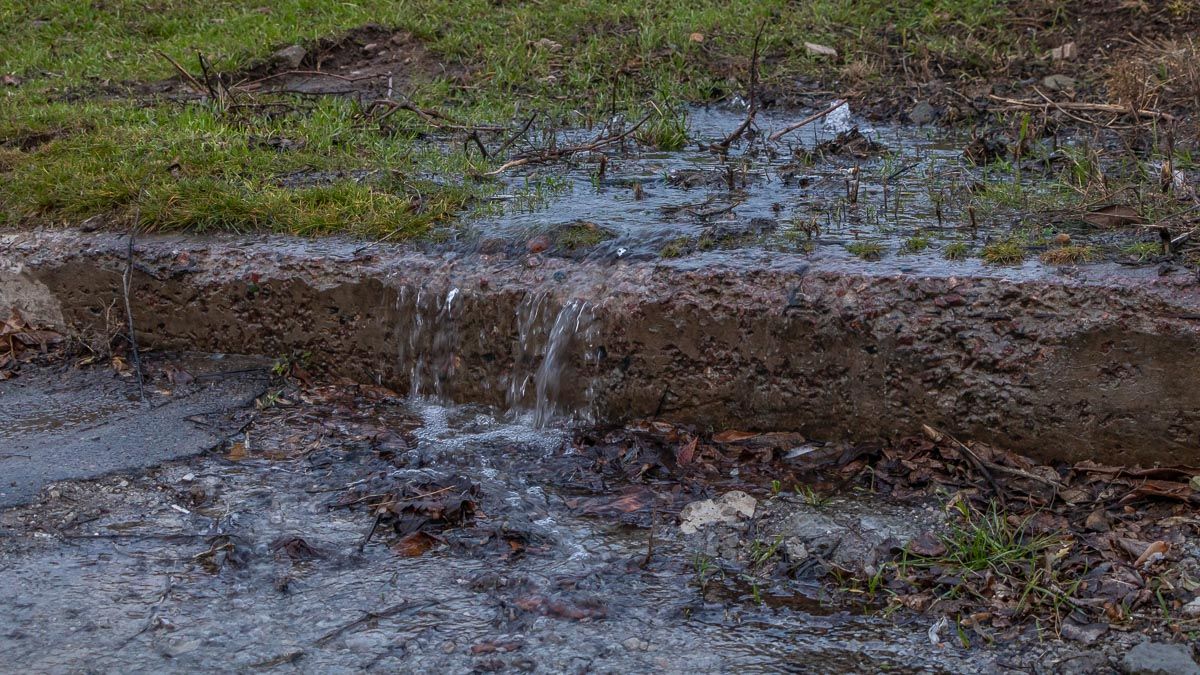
[679, 491, 757, 534]
[1182, 596, 1200, 617]
[1041, 74, 1077, 92]
[622, 637, 650, 651]
[1121, 641, 1200, 675]
[271, 45, 307, 69]
[908, 101, 937, 125]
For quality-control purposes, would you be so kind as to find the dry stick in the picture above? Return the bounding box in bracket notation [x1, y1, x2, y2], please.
[484, 111, 653, 176]
[768, 100, 848, 142]
[494, 113, 537, 156]
[987, 94, 1175, 122]
[123, 220, 146, 402]
[314, 601, 431, 646]
[710, 22, 766, 154]
[155, 50, 206, 94]
[369, 98, 504, 133]
[928, 426, 1007, 506]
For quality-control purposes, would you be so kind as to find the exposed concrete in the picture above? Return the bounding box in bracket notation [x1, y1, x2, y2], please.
[4, 229, 1200, 465]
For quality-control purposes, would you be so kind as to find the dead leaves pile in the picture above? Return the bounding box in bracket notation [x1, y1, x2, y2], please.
[833, 434, 1200, 637]
[0, 308, 63, 379]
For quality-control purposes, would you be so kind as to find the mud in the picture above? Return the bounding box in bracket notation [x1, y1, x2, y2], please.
[4, 230, 1200, 464]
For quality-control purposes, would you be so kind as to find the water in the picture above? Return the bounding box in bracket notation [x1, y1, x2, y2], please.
[440, 104, 1155, 267]
[402, 284, 598, 428]
[0, 390, 1027, 673]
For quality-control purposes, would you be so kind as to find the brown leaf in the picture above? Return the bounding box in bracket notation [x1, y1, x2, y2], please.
[571, 487, 656, 517]
[1133, 540, 1169, 568]
[391, 531, 440, 557]
[713, 430, 760, 443]
[688, 32, 705, 43]
[1082, 204, 1143, 228]
[908, 531, 948, 558]
[1122, 479, 1197, 504]
[227, 442, 247, 461]
[675, 437, 698, 466]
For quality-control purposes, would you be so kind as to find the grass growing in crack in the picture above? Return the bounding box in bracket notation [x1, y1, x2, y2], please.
[980, 239, 1026, 264]
[846, 240, 884, 260]
[796, 485, 829, 507]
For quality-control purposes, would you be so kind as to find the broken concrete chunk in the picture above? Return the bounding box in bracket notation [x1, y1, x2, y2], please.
[679, 491, 757, 534]
[272, 45, 307, 69]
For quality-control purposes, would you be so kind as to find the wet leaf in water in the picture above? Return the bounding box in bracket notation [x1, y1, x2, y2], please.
[675, 437, 697, 466]
[392, 531, 441, 557]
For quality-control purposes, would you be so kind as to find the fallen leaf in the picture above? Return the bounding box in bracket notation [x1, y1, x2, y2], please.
[1133, 540, 1169, 568]
[713, 430, 760, 443]
[805, 42, 837, 58]
[227, 442, 247, 460]
[676, 437, 698, 466]
[1082, 204, 1143, 228]
[391, 531, 440, 557]
[908, 531, 948, 557]
[1, 74, 20, 86]
[689, 32, 704, 43]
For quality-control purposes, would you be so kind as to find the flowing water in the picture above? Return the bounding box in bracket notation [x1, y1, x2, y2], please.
[0, 387, 1045, 673]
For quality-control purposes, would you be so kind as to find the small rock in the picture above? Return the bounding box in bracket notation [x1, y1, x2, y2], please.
[272, 45, 307, 69]
[679, 491, 757, 535]
[1060, 620, 1108, 644]
[1182, 596, 1200, 617]
[363, 42, 379, 53]
[804, 42, 837, 58]
[622, 637, 650, 651]
[908, 101, 937, 125]
[345, 631, 387, 653]
[1121, 641, 1200, 675]
[1048, 41, 1078, 61]
[1041, 74, 1077, 92]
[181, 473, 196, 483]
[441, 640, 457, 654]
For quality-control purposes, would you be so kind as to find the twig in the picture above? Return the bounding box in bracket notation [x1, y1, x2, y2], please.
[768, 100, 848, 142]
[155, 50, 206, 95]
[123, 221, 146, 402]
[710, 22, 766, 154]
[357, 513, 383, 553]
[368, 98, 504, 132]
[484, 111, 653, 176]
[987, 94, 1175, 122]
[924, 425, 1007, 506]
[494, 113, 537, 156]
[314, 601, 430, 646]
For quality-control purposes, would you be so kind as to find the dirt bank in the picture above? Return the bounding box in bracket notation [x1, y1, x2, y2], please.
[4, 229, 1200, 464]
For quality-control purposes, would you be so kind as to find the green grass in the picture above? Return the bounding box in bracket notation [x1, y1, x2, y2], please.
[943, 241, 970, 260]
[0, 0, 1017, 236]
[900, 234, 931, 254]
[1040, 244, 1097, 265]
[846, 240, 884, 260]
[980, 239, 1026, 264]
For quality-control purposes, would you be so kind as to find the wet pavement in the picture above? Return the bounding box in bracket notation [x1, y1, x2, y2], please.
[0, 353, 268, 508]
[0, 364, 1133, 673]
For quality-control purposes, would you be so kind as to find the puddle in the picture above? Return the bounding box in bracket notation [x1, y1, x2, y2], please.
[0, 385, 1060, 673]
[444, 105, 1157, 270]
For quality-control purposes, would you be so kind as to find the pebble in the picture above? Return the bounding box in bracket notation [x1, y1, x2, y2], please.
[271, 45, 307, 69]
[622, 637, 650, 651]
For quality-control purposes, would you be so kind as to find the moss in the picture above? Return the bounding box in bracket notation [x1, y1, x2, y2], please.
[846, 240, 884, 260]
[980, 239, 1026, 265]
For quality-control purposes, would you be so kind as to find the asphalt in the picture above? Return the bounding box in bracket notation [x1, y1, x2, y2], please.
[0, 353, 269, 508]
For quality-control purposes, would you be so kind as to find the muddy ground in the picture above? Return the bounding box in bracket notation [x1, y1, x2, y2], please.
[2, 358, 1197, 673]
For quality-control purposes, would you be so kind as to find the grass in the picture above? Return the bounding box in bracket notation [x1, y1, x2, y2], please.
[870, 501, 1081, 626]
[1122, 241, 1162, 261]
[1040, 244, 1097, 265]
[900, 234, 931, 254]
[846, 240, 884, 260]
[980, 239, 1026, 265]
[555, 221, 615, 250]
[0, 0, 1020, 236]
[943, 241, 970, 260]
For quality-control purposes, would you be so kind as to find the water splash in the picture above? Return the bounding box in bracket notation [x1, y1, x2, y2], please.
[532, 299, 592, 427]
[507, 293, 597, 427]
